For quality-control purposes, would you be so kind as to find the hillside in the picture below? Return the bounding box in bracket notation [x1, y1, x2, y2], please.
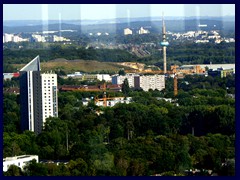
[13, 59, 133, 73]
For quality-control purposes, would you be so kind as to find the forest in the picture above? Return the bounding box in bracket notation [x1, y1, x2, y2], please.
[3, 40, 235, 74]
[3, 74, 235, 176]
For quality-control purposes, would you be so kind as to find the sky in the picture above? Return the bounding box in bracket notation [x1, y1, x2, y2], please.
[3, 4, 235, 21]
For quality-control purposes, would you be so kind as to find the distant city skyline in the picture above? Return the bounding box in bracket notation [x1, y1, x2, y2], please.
[3, 4, 235, 21]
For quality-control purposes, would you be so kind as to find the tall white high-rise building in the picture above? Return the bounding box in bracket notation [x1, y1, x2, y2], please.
[20, 56, 58, 134]
[41, 73, 58, 125]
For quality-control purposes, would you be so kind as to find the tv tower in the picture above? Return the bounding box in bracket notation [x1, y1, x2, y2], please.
[160, 12, 169, 74]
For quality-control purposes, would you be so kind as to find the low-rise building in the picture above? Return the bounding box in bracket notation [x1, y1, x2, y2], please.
[3, 155, 39, 172]
[82, 97, 132, 107]
[3, 72, 20, 80]
[208, 68, 234, 78]
[66, 73, 112, 82]
[95, 97, 132, 107]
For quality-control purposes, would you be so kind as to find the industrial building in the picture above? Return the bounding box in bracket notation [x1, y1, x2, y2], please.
[208, 68, 234, 78]
[20, 56, 58, 134]
[171, 64, 235, 75]
[3, 155, 39, 172]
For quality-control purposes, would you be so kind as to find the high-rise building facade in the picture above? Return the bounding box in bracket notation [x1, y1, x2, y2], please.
[112, 74, 165, 91]
[20, 56, 58, 134]
[138, 75, 165, 91]
[112, 73, 138, 88]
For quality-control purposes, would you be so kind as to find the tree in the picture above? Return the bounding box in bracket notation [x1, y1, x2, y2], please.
[23, 159, 48, 176]
[118, 69, 126, 75]
[122, 78, 130, 96]
[4, 165, 23, 176]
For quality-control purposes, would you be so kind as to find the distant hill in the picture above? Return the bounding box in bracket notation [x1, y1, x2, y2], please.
[12, 59, 132, 73]
[3, 16, 234, 26]
[3, 16, 235, 34]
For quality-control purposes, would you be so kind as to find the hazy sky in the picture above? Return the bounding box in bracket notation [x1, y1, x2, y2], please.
[3, 4, 235, 21]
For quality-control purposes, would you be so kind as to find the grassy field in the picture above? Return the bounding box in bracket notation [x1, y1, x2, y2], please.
[13, 59, 133, 73]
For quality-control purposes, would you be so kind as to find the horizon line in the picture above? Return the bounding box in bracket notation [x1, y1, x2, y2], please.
[3, 15, 235, 22]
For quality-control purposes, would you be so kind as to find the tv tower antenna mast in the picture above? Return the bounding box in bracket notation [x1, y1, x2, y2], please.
[160, 12, 169, 74]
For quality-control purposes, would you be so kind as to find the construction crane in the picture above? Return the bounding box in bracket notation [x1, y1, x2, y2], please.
[94, 82, 109, 107]
[174, 74, 178, 97]
[102, 83, 107, 107]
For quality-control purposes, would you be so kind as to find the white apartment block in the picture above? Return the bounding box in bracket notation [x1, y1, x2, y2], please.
[32, 34, 46, 42]
[112, 73, 138, 88]
[53, 35, 70, 42]
[3, 155, 39, 172]
[3, 33, 28, 43]
[124, 28, 133, 35]
[139, 75, 165, 91]
[3, 33, 14, 43]
[112, 74, 165, 91]
[138, 27, 150, 34]
[96, 74, 112, 82]
[41, 73, 58, 125]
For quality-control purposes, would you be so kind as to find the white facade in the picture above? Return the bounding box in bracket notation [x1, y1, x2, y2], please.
[124, 28, 133, 35]
[96, 97, 132, 107]
[3, 155, 39, 172]
[32, 34, 46, 42]
[3, 33, 28, 43]
[27, 71, 35, 131]
[112, 74, 165, 91]
[41, 73, 58, 125]
[138, 27, 149, 34]
[3, 33, 14, 43]
[53, 35, 70, 42]
[97, 74, 112, 82]
[139, 75, 165, 91]
[112, 73, 138, 88]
